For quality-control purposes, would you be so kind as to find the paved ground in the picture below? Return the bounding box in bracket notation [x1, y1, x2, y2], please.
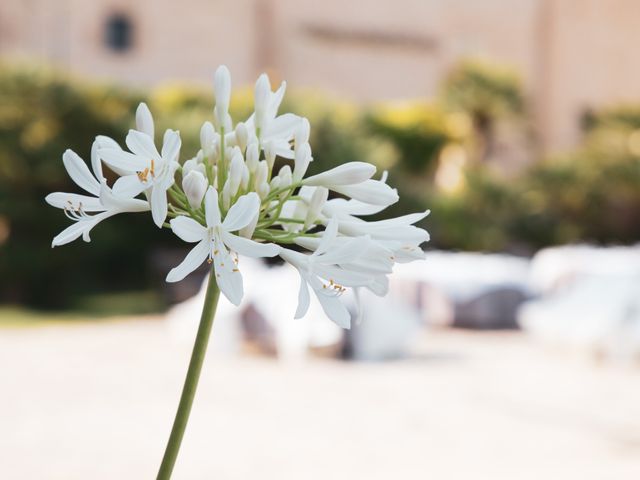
[1, 319, 639, 479]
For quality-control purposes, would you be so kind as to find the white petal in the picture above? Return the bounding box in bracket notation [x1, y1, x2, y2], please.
[62, 150, 100, 196]
[221, 231, 280, 258]
[264, 113, 300, 139]
[205, 187, 221, 227]
[136, 103, 155, 139]
[303, 162, 376, 187]
[294, 275, 311, 319]
[212, 235, 243, 306]
[45, 192, 104, 212]
[99, 184, 150, 212]
[362, 210, 431, 228]
[150, 185, 168, 227]
[313, 264, 372, 288]
[90, 141, 105, 182]
[51, 211, 113, 247]
[367, 275, 389, 296]
[99, 148, 148, 172]
[319, 237, 366, 265]
[332, 180, 399, 206]
[323, 198, 386, 217]
[222, 192, 260, 232]
[170, 216, 207, 243]
[161, 129, 181, 162]
[315, 216, 338, 256]
[126, 129, 160, 160]
[113, 175, 147, 197]
[267, 82, 287, 120]
[166, 239, 210, 283]
[314, 289, 351, 329]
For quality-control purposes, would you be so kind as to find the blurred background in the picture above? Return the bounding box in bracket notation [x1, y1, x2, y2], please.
[1, 1, 640, 478]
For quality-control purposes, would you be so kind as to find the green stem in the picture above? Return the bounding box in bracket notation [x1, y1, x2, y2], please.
[156, 269, 220, 480]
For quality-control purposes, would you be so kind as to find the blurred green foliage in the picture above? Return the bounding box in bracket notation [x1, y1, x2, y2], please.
[0, 62, 638, 312]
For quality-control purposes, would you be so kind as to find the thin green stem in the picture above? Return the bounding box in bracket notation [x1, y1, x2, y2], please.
[156, 269, 220, 480]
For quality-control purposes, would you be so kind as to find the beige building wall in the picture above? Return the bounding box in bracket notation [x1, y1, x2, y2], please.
[2, 0, 640, 153]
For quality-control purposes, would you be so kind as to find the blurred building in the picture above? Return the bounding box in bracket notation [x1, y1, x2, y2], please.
[2, 0, 640, 152]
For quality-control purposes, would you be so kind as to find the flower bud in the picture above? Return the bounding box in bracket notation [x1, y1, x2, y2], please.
[254, 73, 271, 131]
[303, 161, 376, 187]
[254, 161, 268, 190]
[264, 141, 277, 172]
[183, 157, 206, 176]
[213, 65, 231, 126]
[222, 178, 232, 210]
[182, 170, 208, 209]
[245, 142, 259, 173]
[270, 176, 281, 191]
[258, 183, 270, 200]
[278, 165, 292, 189]
[200, 121, 217, 157]
[229, 149, 244, 195]
[294, 117, 310, 146]
[293, 142, 312, 182]
[305, 187, 328, 229]
[241, 163, 250, 191]
[136, 102, 154, 139]
[235, 122, 248, 152]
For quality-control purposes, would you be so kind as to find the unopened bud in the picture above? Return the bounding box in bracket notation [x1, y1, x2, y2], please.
[229, 149, 244, 195]
[305, 187, 328, 228]
[182, 170, 208, 209]
[222, 178, 232, 210]
[235, 122, 248, 152]
[293, 142, 312, 182]
[278, 165, 292, 189]
[245, 142, 259, 173]
[200, 121, 216, 157]
[294, 117, 310, 146]
[136, 102, 154, 139]
[254, 74, 271, 131]
[264, 141, 277, 172]
[254, 161, 268, 191]
[213, 65, 231, 125]
[270, 176, 281, 190]
[241, 163, 250, 190]
[183, 157, 206, 176]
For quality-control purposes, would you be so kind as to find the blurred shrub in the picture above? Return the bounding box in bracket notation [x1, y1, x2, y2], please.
[0, 65, 175, 309]
[442, 58, 525, 163]
[364, 102, 455, 174]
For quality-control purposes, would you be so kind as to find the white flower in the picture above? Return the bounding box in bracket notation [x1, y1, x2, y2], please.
[99, 128, 181, 227]
[247, 74, 300, 159]
[279, 218, 372, 328]
[182, 170, 208, 209]
[166, 187, 280, 305]
[46, 146, 149, 247]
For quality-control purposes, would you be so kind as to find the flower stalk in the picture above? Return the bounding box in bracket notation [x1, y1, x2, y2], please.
[156, 268, 220, 480]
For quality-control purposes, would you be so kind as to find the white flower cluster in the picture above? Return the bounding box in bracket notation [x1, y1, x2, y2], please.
[46, 66, 430, 328]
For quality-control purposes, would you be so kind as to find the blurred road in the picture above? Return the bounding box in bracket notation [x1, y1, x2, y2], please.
[1, 319, 639, 479]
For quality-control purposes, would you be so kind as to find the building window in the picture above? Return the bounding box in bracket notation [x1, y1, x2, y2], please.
[104, 13, 134, 53]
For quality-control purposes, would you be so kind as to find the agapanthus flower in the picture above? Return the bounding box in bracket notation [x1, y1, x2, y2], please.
[46, 64, 430, 327]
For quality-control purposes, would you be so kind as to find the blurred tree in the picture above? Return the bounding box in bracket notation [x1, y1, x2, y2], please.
[442, 58, 524, 163]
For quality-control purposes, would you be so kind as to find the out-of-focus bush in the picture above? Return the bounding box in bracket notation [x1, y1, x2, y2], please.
[0, 65, 177, 309]
[442, 58, 525, 163]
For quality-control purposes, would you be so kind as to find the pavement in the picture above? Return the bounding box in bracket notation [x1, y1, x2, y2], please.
[1, 318, 639, 479]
